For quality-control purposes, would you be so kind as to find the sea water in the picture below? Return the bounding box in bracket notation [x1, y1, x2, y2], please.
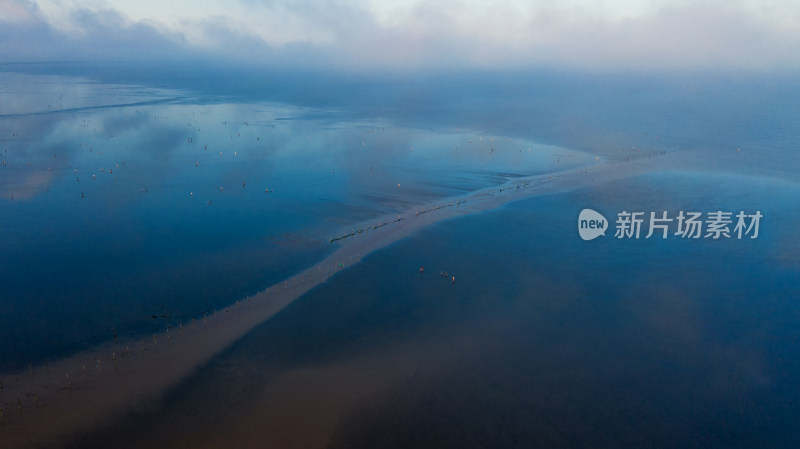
[0, 71, 586, 372]
[2, 65, 799, 447]
[59, 169, 800, 448]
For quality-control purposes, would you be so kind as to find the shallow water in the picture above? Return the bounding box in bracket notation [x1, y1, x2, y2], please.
[0, 72, 587, 372]
[2, 65, 800, 447]
[56, 170, 800, 448]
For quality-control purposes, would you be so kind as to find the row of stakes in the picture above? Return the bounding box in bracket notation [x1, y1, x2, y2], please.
[0, 256, 358, 423]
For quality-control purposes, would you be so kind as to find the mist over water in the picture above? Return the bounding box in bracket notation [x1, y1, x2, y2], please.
[10, 63, 798, 177]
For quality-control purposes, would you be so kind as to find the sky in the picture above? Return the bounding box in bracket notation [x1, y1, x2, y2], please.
[1, 0, 799, 72]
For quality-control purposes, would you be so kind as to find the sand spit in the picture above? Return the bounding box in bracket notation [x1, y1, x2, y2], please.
[0, 150, 686, 447]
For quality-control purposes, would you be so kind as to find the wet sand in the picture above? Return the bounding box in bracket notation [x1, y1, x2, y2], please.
[0, 150, 690, 447]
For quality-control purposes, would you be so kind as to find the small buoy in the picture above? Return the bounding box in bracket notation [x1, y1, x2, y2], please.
[420, 266, 424, 274]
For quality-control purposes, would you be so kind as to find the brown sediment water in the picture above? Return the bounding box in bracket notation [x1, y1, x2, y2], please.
[0, 150, 690, 447]
[148, 323, 490, 449]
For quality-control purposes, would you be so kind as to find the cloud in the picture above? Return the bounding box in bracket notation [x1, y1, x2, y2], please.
[0, 5, 188, 62]
[1, 0, 799, 72]
[0, 0, 39, 22]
